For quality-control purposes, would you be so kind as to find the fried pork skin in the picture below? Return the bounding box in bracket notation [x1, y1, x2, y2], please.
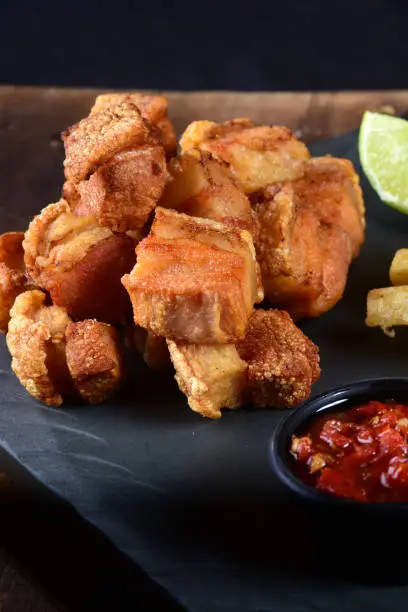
[0, 232, 33, 333]
[65, 320, 124, 403]
[151, 207, 263, 305]
[167, 341, 247, 419]
[90, 92, 177, 156]
[167, 308, 319, 418]
[122, 208, 262, 344]
[23, 200, 135, 323]
[236, 309, 320, 408]
[180, 119, 310, 194]
[255, 183, 353, 319]
[160, 150, 259, 236]
[63, 101, 167, 233]
[7, 290, 73, 406]
[63, 101, 161, 183]
[73, 147, 167, 233]
[7, 291, 124, 406]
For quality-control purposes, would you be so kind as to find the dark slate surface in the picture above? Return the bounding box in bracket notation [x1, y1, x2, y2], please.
[2, 130, 408, 611]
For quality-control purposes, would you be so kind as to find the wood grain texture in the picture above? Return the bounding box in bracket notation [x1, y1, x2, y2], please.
[1, 87, 408, 139]
[0, 86, 408, 612]
[1, 86, 407, 231]
[166, 90, 408, 140]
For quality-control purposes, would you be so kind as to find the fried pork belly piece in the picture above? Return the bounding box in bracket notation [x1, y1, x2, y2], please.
[122, 207, 262, 344]
[23, 200, 135, 323]
[167, 340, 247, 419]
[167, 308, 319, 418]
[63, 101, 167, 232]
[73, 146, 167, 233]
[7, 291, 124, 406]
[63, 101, 160, 182]
[180, 119, 310, 194]
[255, 183, 353, 319]
[7, 290, 73, 406]
[65, 320, 123, 403]
[292, 156, 365, 257]
[0, 232, 33, 333]
[159, 150, 259, 236]
[90, 92, 177, 156]
[236, 309, 320, 408]
[151, 206, 263, 304]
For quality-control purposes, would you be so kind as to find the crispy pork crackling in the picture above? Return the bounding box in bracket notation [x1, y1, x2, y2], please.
[23, 200, 135, 323]
[122, 207, 262, 344]
[180, 119, 310, 194]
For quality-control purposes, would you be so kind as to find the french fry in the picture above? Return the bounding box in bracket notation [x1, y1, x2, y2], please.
[390, 249, 408, 286]
[366, 286, 408, 337]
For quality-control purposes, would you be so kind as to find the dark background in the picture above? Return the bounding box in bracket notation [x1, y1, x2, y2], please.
[0, 2, 408, 610]
[1, 0, 407, 91]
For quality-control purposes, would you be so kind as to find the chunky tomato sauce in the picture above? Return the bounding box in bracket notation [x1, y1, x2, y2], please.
[290, 401, 408, 502]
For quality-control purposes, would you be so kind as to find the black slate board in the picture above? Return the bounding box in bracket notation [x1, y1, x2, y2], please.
[2, 129, 408, 611]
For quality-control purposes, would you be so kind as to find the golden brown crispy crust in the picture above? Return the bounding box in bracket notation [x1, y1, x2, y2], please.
[91, 93, 168, 122]
[48, 234, 135, 322]
[90, 93, 177, 156]
[7, 290, 72, 406]
[24, 200, 135, 323]
[65, 320, 124, 404]
[122, 208, 260, 343]
[180, 119, 310, 193]
[123, 235, 250, 343]
[254, 184, 353, 319]
[255, 186, 323, 308]
[311, 224, 353, 317]
[63, 101, 161, 183]
[74, 146, 167, 232]
[23, 200, 104, 275]
[160, 150, 259, 237]
[151, 207, 263, 305]
[63, 100, 168, 233]
[0, 232, 33, 333]
[293, 156, 365, 258]
[157, 117, 177, 158]
[236, 309, 320, 408]
[180, 119, 255, 149]
[167, 340, 247, 419]
[7, 291, 124, 406]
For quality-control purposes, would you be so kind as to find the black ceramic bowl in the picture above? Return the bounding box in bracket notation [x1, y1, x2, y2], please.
[270, 378, 408, 585]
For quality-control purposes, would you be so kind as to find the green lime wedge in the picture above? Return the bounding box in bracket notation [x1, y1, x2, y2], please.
[359, 111, 408, 213]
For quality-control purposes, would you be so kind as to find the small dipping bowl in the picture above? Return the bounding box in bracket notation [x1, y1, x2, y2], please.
[270, 378, 408, 585]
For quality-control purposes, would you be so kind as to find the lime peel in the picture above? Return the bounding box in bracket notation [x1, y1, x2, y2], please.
[359, 111, 408, 214]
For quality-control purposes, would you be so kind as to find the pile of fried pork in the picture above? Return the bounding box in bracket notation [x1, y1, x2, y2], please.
[0, 94, 365, 418]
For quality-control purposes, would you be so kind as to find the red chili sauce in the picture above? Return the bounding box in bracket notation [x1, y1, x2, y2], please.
[290, 400, 408, 502]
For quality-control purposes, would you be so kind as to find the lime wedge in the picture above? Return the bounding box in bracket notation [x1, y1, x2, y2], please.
[359, 111, 408, 213]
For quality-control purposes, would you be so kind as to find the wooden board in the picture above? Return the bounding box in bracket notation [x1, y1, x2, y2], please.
[1, 86, 407, 231]
[1, 87, 408, 141]
[1, 87, 408, 612]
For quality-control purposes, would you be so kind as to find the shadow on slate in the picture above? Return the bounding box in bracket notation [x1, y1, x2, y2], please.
[0, 449, 186, 612]
[2, 128, 408, 611]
